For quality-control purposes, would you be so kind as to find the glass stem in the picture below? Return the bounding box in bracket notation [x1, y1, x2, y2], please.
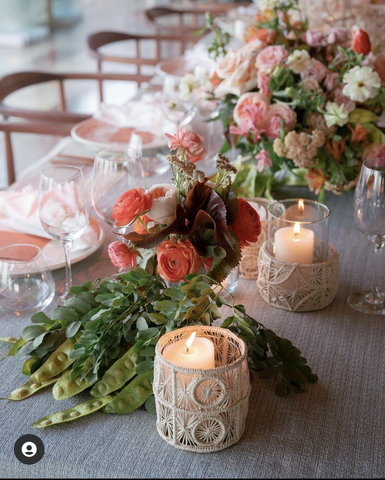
[366, 242, 384, 304]
[62, 240, 73, 299]
[207, 116, 214, 154]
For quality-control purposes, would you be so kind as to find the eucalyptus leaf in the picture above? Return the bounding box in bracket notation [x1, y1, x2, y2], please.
[136, 317, 148, 331]
[135, 360, 154, 375]
[22, 326, 46, 342]
[66, 321, 82, 339]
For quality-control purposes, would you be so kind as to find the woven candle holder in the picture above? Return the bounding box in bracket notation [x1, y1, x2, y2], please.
[257, 241, 339, 312]
[153, 325, 251, 453]
[239, 198, 273, 280]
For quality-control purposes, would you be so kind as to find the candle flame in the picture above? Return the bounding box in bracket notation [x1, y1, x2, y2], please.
[185, 332, 196, 353]
[298, 199, 305, 213]
[293, 222, 301, 236]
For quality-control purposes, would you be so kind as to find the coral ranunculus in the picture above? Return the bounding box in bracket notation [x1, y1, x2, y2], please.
[233, 92, 269, 129]
[133, 215, 154, 234]
[230, 198, 261, 248]
[165, 127, 207, 163]
[113, 188, 153, 227]
[108, 241, 139, 270]
[157, 238, 202, 283]
[352, 28, 371, 56]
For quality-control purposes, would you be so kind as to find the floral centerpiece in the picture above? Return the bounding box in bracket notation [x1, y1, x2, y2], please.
[195, 0, 385, 200]
[108, 127, 261, 284]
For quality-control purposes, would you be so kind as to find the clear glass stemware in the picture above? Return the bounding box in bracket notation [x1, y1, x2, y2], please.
[161, 75, 196, 129]
[348, 157, 385, 315]
[39, 166, 90, 300]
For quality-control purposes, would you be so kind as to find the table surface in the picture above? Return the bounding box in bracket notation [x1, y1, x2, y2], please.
[1, 128, 385, 478]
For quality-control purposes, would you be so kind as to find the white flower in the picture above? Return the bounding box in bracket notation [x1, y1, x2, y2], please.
[286, 49, 311, 74]
[147, 184, 177, 225]
[258, 0, 281, 10]
[342, 66, 381, 103]
[179, 74, 200, 100]
[323, 102, 350, 128]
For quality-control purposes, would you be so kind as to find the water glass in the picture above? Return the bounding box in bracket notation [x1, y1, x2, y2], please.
[129, 129, 170, 177]
[0, 244, 55, 315]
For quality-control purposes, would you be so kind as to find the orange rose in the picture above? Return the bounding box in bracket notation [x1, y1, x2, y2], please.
[157, 238, 202, 283]
[230, 198, 261, 248]
[112, 188, 152, 227]
[352, 28, 371, 56]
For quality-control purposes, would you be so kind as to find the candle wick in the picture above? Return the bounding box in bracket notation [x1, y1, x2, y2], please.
[185, 345, 189, 353]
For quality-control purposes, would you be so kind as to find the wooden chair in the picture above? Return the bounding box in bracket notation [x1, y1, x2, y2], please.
[0, 71, 137, 186]
[87, 31, 202, 101]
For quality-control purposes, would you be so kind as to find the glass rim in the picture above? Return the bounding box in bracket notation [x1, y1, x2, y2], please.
[268, 198, 331, 225]
[362, 158, 385, 171]
[96, 146, 140, 156]
[0, 243, 43, 264]
[41, 165, 83, 181]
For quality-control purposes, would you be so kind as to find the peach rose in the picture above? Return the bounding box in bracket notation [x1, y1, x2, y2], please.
[256, 46, 289, 73]
[240, 38, 266, 56]
[230, 198, 261, 248]
[108, 241, 139, 270]
[233, 92, 270, 128]
[215, 56, 259, 97]
[217, 50, 244, 78]
[262, 104, 297, 139]
[147, 183, 177, 226]
[166, 127, 207, 163]
[157, 238, 202, 283]
[112, 188, 152, 227]
[301, 59, 328, 83]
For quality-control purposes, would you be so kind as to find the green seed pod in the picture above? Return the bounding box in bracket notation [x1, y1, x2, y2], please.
[22, 356, 44, 376]
[29, 335, 80, 384]
[7, 374, 62, 401]
[52, 358, 95, 401]
[90, 341, 144, 398]
[0, 337, 18, 344]
[32, 395, 114, 428]
[103, 369, 153, 414]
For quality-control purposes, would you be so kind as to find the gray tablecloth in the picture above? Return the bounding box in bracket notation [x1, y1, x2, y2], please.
[1, 182, 385, 478]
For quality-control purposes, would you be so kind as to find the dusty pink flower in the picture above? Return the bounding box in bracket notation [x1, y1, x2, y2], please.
[255, 150, 272, 172]
[262, 104, 297, 139]
[255, 46, 289, 73]
[108, 241, 139, 271]
[324, 71, 339, 91]
[302, 29, 327, 47]
[327, 27, 351, 45]
[301, 59, 328, 83]
[233, 92, 269, 128]
[166, 127, 207, 163]
[257, 71, 271, 98]
[333, 85, 356, 113]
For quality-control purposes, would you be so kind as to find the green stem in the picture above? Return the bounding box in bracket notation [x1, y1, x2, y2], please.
[138, 216, 151, 233]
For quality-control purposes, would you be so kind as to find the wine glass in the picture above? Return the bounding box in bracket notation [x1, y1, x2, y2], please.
[128, 130, 170, 177]
[161, 75, 196, 129]
[39, 166, 90, 300]
[92, 147, 145, 233]
[348, 157, 385, 315]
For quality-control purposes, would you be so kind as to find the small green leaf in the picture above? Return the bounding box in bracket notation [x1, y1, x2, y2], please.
[136, 317, 148, 331]
[139, 346, 156, 357]
[148, 313, 168, 325]
[135, 360, 154, 374]
[136, 328, 159, 341]
[145, 395, 156, 414]
[164, 288, 184, 301]
[65, 321, 82, 339]
[32, 332, 47, 348]
[64, 297, 92, 315]
[51, 307, 78, 322]
[30, 312, 53, 324]
[22, 326, 46, 342]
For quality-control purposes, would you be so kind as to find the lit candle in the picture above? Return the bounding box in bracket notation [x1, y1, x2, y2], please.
[275, 222, 314, 264]
[162, 331, 215, 369]
[285, 199, 318, 221]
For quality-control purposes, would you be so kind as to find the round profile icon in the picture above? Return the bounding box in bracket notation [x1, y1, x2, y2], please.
[14, 435, 44, 465]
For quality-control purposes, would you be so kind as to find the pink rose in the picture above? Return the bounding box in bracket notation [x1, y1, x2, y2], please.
[233, 92, 269, 128]
[215, 56, 258, 97]
[257, 71, 271, 98]
[217, 50, 244, 78]
[262, 104, 297, 139]
[327, 27, 351, 45]
[301, 59, 328, 83]
[324, 71, 339, 91]
[165, 127, 207, 163]
[108, 241, 139, 271]
[255, 150, 272, 172]
[302, 29, 327, 47]
[240, 38, 266, 56]
[255, 46, 289, 73]
[333, 85, 356, 113]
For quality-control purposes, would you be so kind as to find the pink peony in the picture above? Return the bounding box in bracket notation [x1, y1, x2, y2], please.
[324, 71, 339, 91]
[262, 104, 297, 139]
[301, 59, 328, 83]
[233, 92, 269, 129]
[327, 27, 351, 45]
[255, 150, 272, 172]
[302, 29, 327, 47]
[165, 127, 207, 163]
[257, 71, 272, 98]
[255, 46, 289, 73]
[108, 241, 139, 271]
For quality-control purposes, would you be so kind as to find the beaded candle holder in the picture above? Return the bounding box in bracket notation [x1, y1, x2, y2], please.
[153, 325, 251, 453]
[257, 199, 339, 312]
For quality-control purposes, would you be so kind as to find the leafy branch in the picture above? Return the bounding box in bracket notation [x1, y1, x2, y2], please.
[194, 11, 230, 60]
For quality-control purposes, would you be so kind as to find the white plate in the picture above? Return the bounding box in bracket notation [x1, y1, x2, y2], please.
[0, 217, 105, 274]
[71, 118, 168, 151]
[155, 57, 193, 80]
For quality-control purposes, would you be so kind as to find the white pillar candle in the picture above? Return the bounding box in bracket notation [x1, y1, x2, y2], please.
[162, 332, 215, 370]
[275, 222, 314, 264]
